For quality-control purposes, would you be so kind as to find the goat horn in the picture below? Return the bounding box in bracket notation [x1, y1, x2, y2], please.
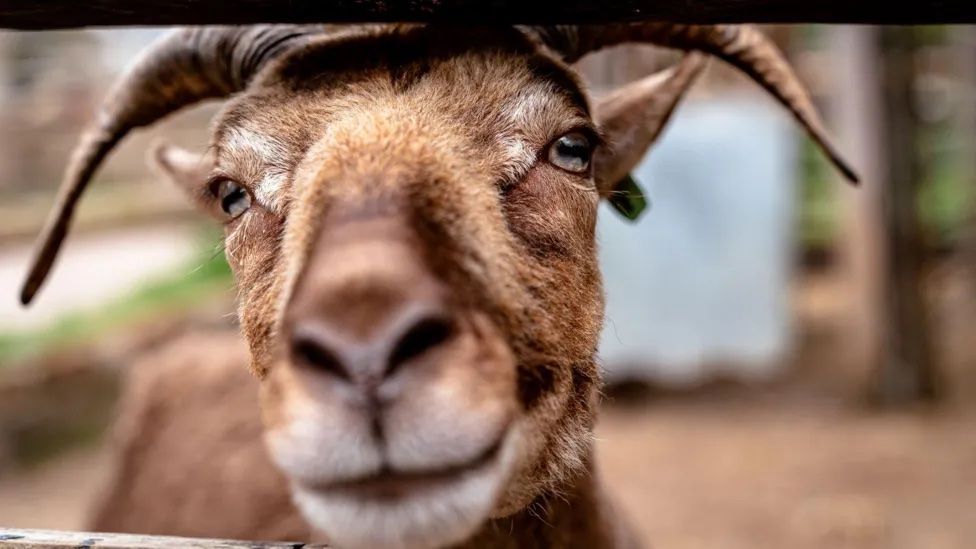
[20, 25, 321, 305]
[538, 24, 860, 185]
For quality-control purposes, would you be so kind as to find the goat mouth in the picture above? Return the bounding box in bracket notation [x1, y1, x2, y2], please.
[313, 437, 505, 501]
[289, 427, 520, 549]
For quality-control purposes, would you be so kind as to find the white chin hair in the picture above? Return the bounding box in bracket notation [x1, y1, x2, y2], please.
[292, 465, 504, 549]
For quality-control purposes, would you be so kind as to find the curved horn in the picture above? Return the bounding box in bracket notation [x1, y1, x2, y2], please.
[537, 24, 859, 185]
[20, 25, 321, 305]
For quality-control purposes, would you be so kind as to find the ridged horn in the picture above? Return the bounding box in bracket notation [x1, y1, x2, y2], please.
[536, 24, 860, 185]
[20, 25, 322, 305]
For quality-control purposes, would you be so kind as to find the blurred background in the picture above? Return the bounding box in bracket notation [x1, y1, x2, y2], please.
[0, 25, 974, 549]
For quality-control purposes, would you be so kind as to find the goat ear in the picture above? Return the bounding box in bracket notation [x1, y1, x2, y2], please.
[593, 53, 706, 205]
[150, 140, 214, 209]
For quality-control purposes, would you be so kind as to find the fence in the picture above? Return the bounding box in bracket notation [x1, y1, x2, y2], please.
[0, 0, 974, 28]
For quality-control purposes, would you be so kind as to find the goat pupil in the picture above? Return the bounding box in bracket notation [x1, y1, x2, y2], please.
[550, 133, 591, 173]
[219, 181, 250, 217]
[558, 137, 586, 158]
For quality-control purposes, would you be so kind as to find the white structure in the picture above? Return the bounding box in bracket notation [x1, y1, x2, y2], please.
[598, 97, 798, 385]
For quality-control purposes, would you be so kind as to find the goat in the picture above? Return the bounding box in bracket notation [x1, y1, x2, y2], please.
[20, 23, 857, 549]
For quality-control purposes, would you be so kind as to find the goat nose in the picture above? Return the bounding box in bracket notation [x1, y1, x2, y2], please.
[386, 310, 456, 376]
[288, 303, 458, 385]
[286, 215, 459, 387]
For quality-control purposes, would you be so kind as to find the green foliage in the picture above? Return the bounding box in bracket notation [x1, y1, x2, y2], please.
[799, 127, 974, 251]
[0, 239, 232, 366]
[798, 140, 841, 248]
[917, 125, 975, 243]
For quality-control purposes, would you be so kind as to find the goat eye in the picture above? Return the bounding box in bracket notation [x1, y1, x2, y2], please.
[217, 180, 251, 218]
[547, 132, 593, 174]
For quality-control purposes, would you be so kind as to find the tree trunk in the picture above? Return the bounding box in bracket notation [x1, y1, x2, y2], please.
[955, 27, 976, 291]
[831, 26, 886, 394]
[869, 26, 940, 405]
[831, 26, 940, 405]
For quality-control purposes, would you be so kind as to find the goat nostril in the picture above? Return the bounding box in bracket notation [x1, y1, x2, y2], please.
[387, 315, 456, 374]
[290, 332, 349, 381]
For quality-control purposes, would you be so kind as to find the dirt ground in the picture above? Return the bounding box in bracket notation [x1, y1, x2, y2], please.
[0, 444, 112, 530]
[1, 268, 974, 548]
[599, 397, 976, 549]
[597, 263, 976, 549]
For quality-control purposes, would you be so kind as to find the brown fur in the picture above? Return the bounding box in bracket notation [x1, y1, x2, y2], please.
[92, 332, 640, 547]
[92, 25, 707, 548]
[92, 332, 309, 540]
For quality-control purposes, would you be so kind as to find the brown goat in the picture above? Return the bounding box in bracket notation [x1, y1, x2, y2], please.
[22, 24, 856, 549]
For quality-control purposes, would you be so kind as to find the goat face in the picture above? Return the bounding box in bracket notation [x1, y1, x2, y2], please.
[185, 29, 606, 548]
[24, 22, 854, 549]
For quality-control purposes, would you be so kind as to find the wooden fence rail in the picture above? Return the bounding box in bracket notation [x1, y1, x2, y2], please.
[0, 528, 327, 549]
[1, 0, 976, 29]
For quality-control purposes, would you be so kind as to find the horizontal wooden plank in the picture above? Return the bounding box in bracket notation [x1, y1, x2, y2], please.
[0, 528, 326, 548]
[0, 0, 975, 29]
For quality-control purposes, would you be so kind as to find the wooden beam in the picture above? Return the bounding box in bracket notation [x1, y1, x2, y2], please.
[1, 0, 975, 29]
[0, 528, 327, 548]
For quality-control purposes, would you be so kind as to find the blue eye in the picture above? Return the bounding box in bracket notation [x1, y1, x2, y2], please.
[217, 179, 251, 218]
[547, 132, 593, 174]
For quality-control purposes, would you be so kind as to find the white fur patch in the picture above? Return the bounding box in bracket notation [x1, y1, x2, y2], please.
[503, 85, 551, 127]
[222, 127, 292, 214]
[265, 396, 385, 486]
[496, 81, 586, 186]
[290, 427, 521, 549]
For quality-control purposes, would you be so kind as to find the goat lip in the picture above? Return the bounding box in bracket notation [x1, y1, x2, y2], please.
[309, 437, 504, 501]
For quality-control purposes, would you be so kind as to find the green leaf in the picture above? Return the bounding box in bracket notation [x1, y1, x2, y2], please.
[608, 173, 648, 221]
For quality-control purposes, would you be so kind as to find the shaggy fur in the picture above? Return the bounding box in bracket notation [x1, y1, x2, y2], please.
[71, 23, 845, 549]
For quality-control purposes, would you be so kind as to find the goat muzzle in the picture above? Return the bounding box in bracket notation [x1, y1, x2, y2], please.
[264, 211, 519, 548]
[284, 214, 462, 401]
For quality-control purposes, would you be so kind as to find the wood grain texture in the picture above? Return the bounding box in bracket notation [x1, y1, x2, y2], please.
[0, 0, 974, 29]
[0, 528, 326, 548]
